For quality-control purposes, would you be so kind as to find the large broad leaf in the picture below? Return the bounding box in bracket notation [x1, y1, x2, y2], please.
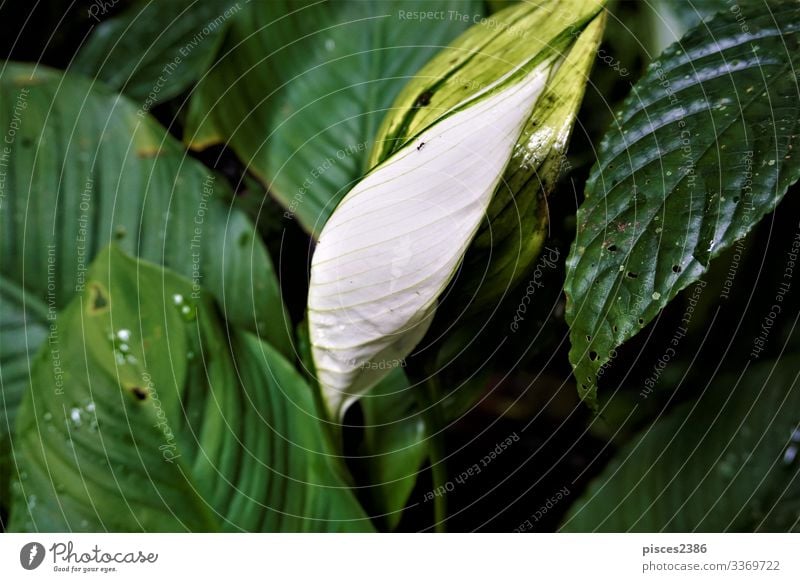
[564, 2, 800, 404]
[0, 61, 291, 513]
[0, 62, 290, 351]
[561, 358, 800, 531]
[73, 0, 239, 105]
[9, 247, 372, 532]
[184, 0, 481, 236]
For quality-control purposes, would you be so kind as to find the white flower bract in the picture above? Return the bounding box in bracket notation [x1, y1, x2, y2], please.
[308, 62, 554, 417]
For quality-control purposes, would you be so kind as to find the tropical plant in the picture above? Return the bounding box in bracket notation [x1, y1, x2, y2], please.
[1, 0, 798, 532]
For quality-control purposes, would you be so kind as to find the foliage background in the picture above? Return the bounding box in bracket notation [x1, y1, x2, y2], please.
[0, 0, 798, 532]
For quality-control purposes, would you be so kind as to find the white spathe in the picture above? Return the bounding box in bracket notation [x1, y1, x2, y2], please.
[308, 62, 553, 417]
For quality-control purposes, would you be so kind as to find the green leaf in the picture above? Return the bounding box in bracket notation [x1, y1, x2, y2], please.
[9, 246, 372, 532]
[184, 0, 482, 236]
[656, 0, 730, 42]
[564, 2, 800, 404]
[0, 61, 290, 352]
[359, 369, 428, 529]
[74, 0, 239, 105]
[561, 358, 800, 531]
[0, 278, 47, 516]
[0, 61, 291, 510]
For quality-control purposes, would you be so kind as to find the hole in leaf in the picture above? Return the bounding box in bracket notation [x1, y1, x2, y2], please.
[589, 351, 598, 361]
[626, 271, 638, 279]
[88, 283, 109, 314]
[129, 386, 148, 401]
[672, 265, 682, 273]
[638, 318, 645, 325]
[607, 244, 617, 252]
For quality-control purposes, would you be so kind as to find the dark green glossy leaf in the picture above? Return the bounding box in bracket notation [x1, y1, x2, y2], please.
[74, 0, 238, 105]
[184, 0, 481, 236]
[564, 2, 800, 403]
[9, 246, 372, 532]
[657, 0, 730, 40]
[562, 358, 800, 531]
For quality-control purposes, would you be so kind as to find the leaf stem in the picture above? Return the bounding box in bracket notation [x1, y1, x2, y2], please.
[423, 373, 448, 533]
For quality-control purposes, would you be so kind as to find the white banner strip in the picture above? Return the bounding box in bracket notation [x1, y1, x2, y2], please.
[1, 533, 798, 581]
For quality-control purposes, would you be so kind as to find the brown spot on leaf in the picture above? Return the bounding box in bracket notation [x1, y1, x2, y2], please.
[136, 146, 165, 158]
[414, 91, 433, 108]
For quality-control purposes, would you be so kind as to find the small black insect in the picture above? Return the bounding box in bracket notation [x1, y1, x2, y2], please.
[417, 142, 426, 151]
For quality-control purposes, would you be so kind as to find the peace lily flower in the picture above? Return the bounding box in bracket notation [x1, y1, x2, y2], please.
[308, 0, 606, 417]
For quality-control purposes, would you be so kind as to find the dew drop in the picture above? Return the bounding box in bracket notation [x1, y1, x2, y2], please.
[783, 444, 798, 465]
[172, 294, 197, 321]
[784, 428, 800, 465]
[69, 407, 83, 428]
